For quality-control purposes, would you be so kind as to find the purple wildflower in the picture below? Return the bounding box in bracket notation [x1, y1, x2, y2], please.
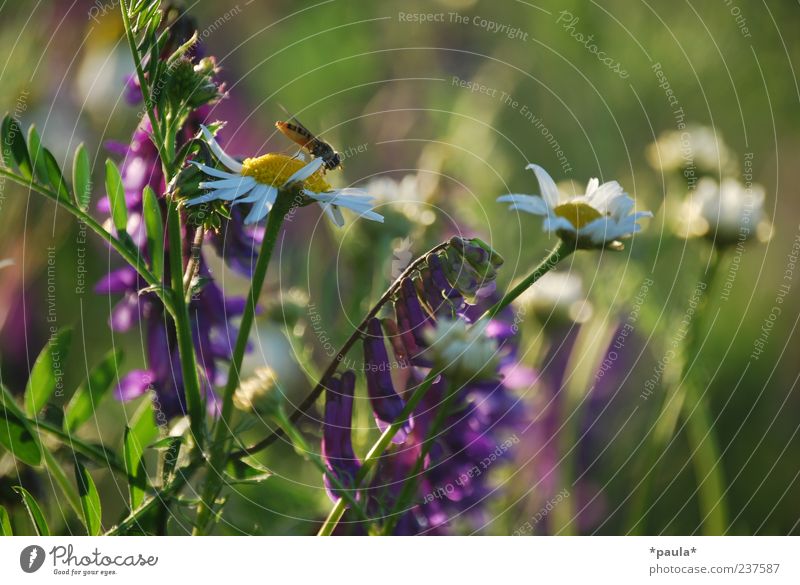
[363, 318, 413, 442]
[322, 371, 361, 500]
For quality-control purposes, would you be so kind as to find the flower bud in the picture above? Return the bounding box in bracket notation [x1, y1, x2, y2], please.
[233, 366, 281, 415]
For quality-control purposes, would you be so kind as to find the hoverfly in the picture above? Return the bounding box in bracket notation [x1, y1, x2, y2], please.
[275, 114, 342, 172]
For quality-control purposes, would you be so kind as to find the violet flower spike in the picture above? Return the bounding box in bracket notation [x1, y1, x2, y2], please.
[322, 372, 361, 502]
[363, 318, 413, 442]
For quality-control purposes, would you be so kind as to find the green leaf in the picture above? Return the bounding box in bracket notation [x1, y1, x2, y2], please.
[74, 460, 102, 535]
[42, 449, 81, 517]
[224, 457, 273, 485]
[64, 349, 122, 433]
[24, 327, 72, 417]
[72, 144, 92, 210]
[1, 115, 32, 179]
[105, 159, 128, 233]
[27, 125, 50, 183]
[0, 408, 42, 466]
[0, 505, 12, 535]
[142, 186, 164, 279]
[123, 399, 159, 510]
[123, 428, 148, 510]
[42, 148, 70, 202]
[13, 486, 49, 535]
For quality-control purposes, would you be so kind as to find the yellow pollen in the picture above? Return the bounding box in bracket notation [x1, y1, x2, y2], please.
[240, 153, 331, 192]
[553, 202, 603, 229]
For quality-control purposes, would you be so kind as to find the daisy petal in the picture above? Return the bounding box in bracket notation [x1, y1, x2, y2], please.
[498, 194, 549, 215]
[525, 164, 560, 208]
[188, 160, 240, 180]
[284, 157, 324, 185]
[201, 125, 243, 172]
[199, 176, 257, 190]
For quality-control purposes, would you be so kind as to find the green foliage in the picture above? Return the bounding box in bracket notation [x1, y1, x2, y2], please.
[64, 350, 123, 433]
[74, 460, 103, 535]
[0, 409, 42, 467]
[13, 486, 49, 536]
[0, 505, 12, 535]
[105, 160, 129, 234]
[142, 186, 165, 279]
[72, 143, 92, 210]
[1, 114, 32, 179]
[24, 327, 72, 417]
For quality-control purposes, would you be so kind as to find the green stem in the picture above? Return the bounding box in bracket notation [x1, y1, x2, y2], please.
[229, 242, 449, 460]
[119, 0, 169, 172]
[166, 201, 205, 444]
[272, 409, 369, 522]
[108, 458, 202, 535]
[317, 369, 440, 536]
[36, 420, 127, 476]
[379, 379, 459, 535]
[481, 241, 573, 321]
[0, 168, 168, 312]
[193, 201, 289, 535]
[628, 254, 727, 534]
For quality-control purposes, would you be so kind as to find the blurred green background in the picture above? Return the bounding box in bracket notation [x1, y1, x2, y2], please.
[1, 0, 798, 535]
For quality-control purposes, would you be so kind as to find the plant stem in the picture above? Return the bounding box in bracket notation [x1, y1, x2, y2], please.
[272, 409, 369, 522]
[317, 369, 440, 536]
[628, 254, 728, 534]
[193, 201, 289, 535]
[108, 458, 202, 535]
[481, 240, 573, 321]
[166, 201, 205, 444]
[0, 169, 169, 312]
[36, 420, 127, 476]
[230, 242, 449, 460]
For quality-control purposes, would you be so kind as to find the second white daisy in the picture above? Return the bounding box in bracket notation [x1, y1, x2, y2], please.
[498, 164, 652, 249]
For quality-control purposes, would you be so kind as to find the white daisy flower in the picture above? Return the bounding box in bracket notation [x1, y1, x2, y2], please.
[423, 318, 500, 383]
[678, 177, 771, 247]
[186, 126, 383, 226]
[497, 164, 653, 249]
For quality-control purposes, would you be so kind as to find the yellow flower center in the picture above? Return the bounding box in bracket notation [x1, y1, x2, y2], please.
[553, 202, 603, 229]
[240, 153, 331, 193]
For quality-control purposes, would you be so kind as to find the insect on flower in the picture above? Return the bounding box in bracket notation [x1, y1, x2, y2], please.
[275, 115, 342, 172]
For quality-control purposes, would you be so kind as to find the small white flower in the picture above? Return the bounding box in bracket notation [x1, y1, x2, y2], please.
[678, 177, 771, 247]
[519, 271, 592, 324]
[497, 164, 653, 248]
[186, 126, 383, 226]
[647, 125, 737, 175]
[423, 318, 500, 382]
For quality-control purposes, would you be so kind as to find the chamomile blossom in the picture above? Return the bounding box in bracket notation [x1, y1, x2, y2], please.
[677, 177, 771, 247]
[186, 126, 383, 226]
[498, 164, 652, 249]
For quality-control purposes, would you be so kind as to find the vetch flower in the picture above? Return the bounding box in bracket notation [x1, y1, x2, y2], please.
[498, 164, 652, 249]
[322, 371, 361, 500]
[186, 126, 384, 226]
[678, 177, 771, 248]
[363, 318, 413, 442]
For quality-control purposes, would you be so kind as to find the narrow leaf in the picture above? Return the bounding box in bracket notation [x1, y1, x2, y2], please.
[42, 148, 70, 201]
[64, 349, 122, 432]
[13, 486, 49, 536]
[0, 408, 42, 466]
[24, 327, 72, 417]
[74, 460, 102, 535]
[105, 159, 128, 233]
[142, 186, 164, 279]
[42, 449, 81, 517]
[72, 143, 92, 210]
[27, 125, 49, 183]
[224, 457, 273, 485]
[1, 115, 32, 178]
[123, 428, 147, 510]
[0, 505, 12, 535]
